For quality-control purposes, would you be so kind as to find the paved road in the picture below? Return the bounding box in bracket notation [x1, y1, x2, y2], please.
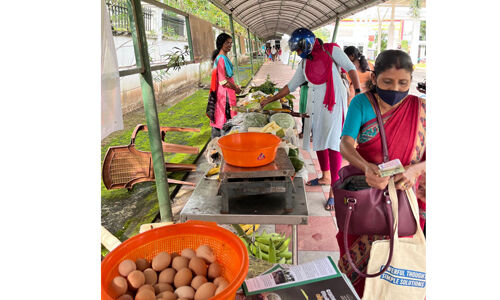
[411, 67, 426, 96]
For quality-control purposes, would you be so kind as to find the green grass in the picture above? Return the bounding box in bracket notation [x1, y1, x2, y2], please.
[200, 59, 264, 88]
[101, 89, 211, 242]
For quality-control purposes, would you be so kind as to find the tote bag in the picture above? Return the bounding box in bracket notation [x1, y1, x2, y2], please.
[362, 179, 426, 300]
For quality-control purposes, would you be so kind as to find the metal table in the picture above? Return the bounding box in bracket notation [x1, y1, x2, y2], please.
[219, 148, 296, 213]
[180, 174, 309, 265]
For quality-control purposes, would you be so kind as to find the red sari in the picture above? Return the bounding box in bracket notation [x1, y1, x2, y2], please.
[337, 93, 426, 297]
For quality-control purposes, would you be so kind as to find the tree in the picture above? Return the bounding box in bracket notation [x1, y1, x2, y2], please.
[161, 0, 249, 37]
[420, 20, 426, 41]
[313, 27, 332, 42]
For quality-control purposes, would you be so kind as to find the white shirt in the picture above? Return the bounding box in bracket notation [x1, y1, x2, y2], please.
[287, 46, 356, 151]
[271, 48, 277, 54]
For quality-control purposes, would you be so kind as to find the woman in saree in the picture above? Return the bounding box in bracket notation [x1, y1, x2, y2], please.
[209, 33, 242, 139]
[337, 49, 426, 297]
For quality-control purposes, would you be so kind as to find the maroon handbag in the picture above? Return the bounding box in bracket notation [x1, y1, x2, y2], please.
[333, 92, 417, 277]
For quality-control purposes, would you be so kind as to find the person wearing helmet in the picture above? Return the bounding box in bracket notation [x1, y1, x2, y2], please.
[260, 28, 361, 211]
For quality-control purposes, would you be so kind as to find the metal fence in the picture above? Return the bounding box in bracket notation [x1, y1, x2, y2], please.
[161, 14, 185, 37]
[106, 0, 152, 34]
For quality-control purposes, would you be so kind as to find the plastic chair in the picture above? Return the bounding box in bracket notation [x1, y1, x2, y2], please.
[102, 124, 200, 190]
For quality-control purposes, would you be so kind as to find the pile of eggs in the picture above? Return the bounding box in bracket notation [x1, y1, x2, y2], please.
[108, 245, 229, 300]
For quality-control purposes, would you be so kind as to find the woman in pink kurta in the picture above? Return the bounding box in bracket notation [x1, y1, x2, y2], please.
[209, 33, 242, 139]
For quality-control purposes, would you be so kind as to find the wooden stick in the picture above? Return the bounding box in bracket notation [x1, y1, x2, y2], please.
[101, 226, 122, 252]
[231, 106, 310, 118]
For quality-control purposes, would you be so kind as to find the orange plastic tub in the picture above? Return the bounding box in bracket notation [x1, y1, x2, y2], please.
[101, 221, 249, 300]
[218, 132, 281, 167]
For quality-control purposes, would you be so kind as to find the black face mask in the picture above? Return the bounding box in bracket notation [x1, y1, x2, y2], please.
[376, 86, 409, 106]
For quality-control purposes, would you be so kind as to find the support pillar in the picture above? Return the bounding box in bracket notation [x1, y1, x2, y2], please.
[228, 13, 240, 84]
[331, 17, 340, 43]
[247, 28, 254, 76]
[185, 15, 195, 61]
[126, 0, 171, 222]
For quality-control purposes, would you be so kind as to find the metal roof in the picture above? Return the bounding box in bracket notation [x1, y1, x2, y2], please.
[209, 0, 388, 40]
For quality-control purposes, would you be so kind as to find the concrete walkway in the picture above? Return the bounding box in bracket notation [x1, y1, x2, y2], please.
[250, 60, 341, 264]
[173, 59, 425, 265]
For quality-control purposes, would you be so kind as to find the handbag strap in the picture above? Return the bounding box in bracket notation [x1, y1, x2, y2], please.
[365, 91, 389, 163]
[342, 192, 395, 278]
[321, 43, 344, 78]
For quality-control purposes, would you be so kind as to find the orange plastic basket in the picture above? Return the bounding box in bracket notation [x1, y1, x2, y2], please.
[101, 221, 249, 300]
[218, 132, 281, 167]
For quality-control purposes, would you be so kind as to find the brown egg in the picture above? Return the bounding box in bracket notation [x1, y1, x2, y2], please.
[156, 290, 177, 300]
[178, 298, 190, 300]
[174, 286, 195, 299]
[158, 268, 176, 284]
[172, 256, 190, 271]
[135, 258, 150, 271]
[143, 268, 158, 285]
[181, 248, 196, 259]
[117, 294, 133, 300]
[119, 259, 137, 277]
[137, 284, 155, 294]
[174, 268, 193, 288]
[171, 252, 180, 259]
[194, 282, 216, 300]
[109, 275, 128, 298]
[135, 289, 156, 300]
[152, 252, 172, 271]
[213, 276, 228, 287]
[207, 262, 222, 280]
[154, 282, 174, 294]
[215, 280, 229, 295]
[188, 257, 207, 277]
[127, 270, 146, 290]
[195, 245, 216, 264]
[190, 275, 207, 290]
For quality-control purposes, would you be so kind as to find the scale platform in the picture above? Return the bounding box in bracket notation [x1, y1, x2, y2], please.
[218, 148, 296, 213]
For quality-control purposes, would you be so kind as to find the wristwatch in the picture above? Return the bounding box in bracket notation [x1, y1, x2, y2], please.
[355, 88, 361, 94]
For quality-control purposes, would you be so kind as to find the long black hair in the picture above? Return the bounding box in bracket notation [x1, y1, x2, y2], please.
[344, 46, 369, 72]
[367, 49, 414, 92]
[212, 33, 232, 62]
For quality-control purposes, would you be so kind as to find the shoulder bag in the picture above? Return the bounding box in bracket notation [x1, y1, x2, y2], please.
[332, 91, 417, 277]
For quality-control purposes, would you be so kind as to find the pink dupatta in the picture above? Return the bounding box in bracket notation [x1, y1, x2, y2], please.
[304, 39, 340, 112]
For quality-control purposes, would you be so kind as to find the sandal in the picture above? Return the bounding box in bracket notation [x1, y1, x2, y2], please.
[324, 198, 335, 211]
[306, 178, 330, 186]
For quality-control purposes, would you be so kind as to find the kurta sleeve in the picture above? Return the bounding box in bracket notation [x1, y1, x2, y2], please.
[332, 46, 356, 72]
[287, 60, 307, 92]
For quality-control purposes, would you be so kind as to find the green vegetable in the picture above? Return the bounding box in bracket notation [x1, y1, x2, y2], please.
[276, 128, 285, 138]
[289, 156, 304, 172]
[262, 101, 282, 111]
[268, 238, 277, 263]
[288, 148, 299, 158]
[245, 102, 261, 110]
[243, 112, 269, 128]
[270, 113, 295, 129]
[250, 74, 277, 95]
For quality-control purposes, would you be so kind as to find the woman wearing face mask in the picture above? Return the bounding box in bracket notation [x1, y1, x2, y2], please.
[209, 33, 242, 139]
[344, 46, 373, 106]
[260, 28, 361, 211]
[337, 49, 426, 297]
